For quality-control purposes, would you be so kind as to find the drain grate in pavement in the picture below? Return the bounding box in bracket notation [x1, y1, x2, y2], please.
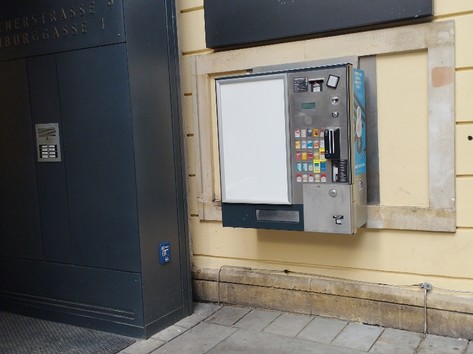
[0, 311, 136, 354]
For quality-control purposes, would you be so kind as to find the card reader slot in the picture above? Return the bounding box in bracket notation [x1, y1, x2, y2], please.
[324, 128, 340, 159]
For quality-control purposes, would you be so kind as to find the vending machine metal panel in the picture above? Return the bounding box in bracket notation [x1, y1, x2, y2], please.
[216, 63, 367, 234]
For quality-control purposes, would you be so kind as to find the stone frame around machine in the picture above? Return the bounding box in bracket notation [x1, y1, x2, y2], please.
[191, 21, 455, 232]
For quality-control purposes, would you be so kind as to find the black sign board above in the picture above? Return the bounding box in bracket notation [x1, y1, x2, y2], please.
[204, 0, 433, 49]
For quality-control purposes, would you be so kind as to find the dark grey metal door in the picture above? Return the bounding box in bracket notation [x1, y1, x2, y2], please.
[0, 0, 191, 338]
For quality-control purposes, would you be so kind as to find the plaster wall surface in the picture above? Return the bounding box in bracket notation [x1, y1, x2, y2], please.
[176, 0, 473, 294]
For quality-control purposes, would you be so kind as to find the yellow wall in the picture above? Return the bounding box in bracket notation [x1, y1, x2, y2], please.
[177, 1, 473, 291]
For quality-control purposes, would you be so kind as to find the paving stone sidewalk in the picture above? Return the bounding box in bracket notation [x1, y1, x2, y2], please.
[119, 303, 472, 354]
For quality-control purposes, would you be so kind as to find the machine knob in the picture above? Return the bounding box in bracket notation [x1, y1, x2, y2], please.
[329, 189, 337, 197]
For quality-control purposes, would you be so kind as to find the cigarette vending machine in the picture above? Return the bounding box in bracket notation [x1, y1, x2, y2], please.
[216, 63, 366, 234]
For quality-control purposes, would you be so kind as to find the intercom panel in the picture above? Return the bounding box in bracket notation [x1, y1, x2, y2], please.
[35, 123, 62, 162]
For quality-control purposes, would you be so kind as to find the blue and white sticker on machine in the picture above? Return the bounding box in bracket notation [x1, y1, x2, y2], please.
[353, 68, 366, 176]
[159, 241, 171, 265]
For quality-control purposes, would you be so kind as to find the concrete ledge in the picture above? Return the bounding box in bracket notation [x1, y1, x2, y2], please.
[192, 267, 473, 340]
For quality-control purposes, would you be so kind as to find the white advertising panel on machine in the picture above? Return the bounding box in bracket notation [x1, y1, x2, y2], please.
[217, 74, 291, 204]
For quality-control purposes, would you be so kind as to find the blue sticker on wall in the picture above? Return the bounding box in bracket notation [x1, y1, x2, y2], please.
[159, 242, 171, 265]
